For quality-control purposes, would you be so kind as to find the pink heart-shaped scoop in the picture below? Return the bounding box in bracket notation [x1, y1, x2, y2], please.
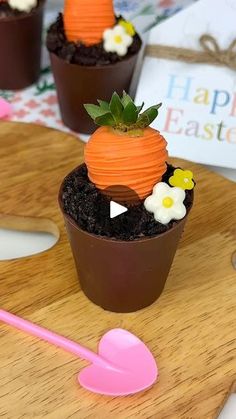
[0, 310, 158, 396]
[78, 328, 158, 396]
[0, 98, 12, 119]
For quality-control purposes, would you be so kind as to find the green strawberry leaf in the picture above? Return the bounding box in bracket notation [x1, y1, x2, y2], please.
[84, 104, 108, 120]
[109, 92, 124, 122]
[137, 102, 145, 113]
[95, 112, 116, 126]
[85, 94, 162, 130]
[97, 100, 110, 111]
[121, 91, 133, 108]
[122, 101, 139, 125]
[137, 103, 162, 127]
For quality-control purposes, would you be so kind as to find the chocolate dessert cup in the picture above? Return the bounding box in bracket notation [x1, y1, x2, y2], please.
[0, 1, 45, 90]
[47, 1, 142, 134]
[50, 50, 139, 134]
[59, 92, 195, 313]
[59, 165, 193, 313]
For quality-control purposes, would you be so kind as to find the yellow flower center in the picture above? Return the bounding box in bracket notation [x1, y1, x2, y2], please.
[114, 35, 123, 44]
[162, 197, 174, 208]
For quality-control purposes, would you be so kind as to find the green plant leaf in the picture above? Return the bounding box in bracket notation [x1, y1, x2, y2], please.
[137, 103, 162, 127]
[84, 104, 108, 120]
[121, 91, 133, 108]
[95, 112, 116, 126]
[122, 101, 139, 125]
[109, 92, 124, 122]
[97, 100, 110, 111]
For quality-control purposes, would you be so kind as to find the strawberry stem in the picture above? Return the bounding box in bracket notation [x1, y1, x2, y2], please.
[84, 91, 162, 131]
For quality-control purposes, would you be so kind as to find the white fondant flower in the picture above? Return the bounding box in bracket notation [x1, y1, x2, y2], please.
[103, 25, 133, 56]
[144, 182, 186, 225]
[9, 0, 37, 12]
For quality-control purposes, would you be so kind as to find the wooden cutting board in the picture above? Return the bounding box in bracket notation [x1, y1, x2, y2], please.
[0, 121, 235, 419]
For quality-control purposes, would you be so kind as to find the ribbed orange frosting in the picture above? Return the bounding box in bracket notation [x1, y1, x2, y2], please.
[85, 126, 168, 202]
[64, 0, 116, 45]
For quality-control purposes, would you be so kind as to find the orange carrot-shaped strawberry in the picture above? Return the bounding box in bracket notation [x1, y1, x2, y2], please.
[84, 92, 168, 202]
[64, 0, 116, 45]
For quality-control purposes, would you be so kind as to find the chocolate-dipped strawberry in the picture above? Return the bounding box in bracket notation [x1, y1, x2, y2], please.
[85, 92, 168, 202]
[64, 0, 115, 45]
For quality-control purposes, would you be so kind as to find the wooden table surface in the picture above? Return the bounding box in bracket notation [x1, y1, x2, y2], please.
[0, 121, 236, 419]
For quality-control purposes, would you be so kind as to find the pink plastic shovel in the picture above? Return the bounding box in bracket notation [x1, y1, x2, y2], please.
[0, 309, 158, 396]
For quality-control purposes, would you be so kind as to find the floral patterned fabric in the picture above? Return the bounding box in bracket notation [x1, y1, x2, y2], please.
[1, 0, 194, 137]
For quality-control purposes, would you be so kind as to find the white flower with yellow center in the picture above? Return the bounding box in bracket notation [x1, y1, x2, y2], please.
[9, 0, 37, 12]
[144, 182, 186, 225]
[103, 25, 133, 56]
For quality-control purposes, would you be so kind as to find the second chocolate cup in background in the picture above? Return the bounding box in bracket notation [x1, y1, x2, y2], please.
[0, 1, 45, 90]
[49, 49, 140, 135]
[47, 0, 142, 135]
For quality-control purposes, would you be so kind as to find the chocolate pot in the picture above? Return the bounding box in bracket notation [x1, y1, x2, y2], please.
[0, 2, 45, 90]
[59, 166, 193, 313]
[49, 51, 140, 134]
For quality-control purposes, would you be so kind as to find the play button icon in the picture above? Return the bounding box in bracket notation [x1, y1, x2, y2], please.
[100, 184, 140, 221]
[110, 201, 128, 219]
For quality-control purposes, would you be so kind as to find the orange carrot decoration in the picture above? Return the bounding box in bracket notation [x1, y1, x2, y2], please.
[84, 93, 168, 202]
[64, 0, 116, 45]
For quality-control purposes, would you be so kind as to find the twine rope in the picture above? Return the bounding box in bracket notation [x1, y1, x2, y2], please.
[145, 34, 236, 71]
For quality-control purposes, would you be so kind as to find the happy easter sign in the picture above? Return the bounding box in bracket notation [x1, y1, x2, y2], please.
[135, 0, 236, 169]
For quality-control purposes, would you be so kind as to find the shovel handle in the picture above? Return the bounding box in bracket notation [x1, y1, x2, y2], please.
[0, 309, 113, 369]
